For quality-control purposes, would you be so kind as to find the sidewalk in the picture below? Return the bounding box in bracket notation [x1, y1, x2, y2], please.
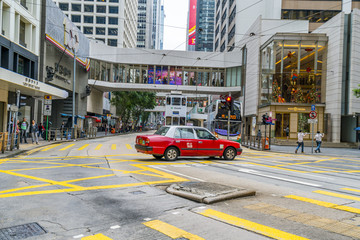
[268, 144, 360, 158]
[0, 130, 138, 159]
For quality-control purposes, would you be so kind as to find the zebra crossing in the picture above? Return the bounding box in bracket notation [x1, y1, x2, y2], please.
[38, 142, 134, 152]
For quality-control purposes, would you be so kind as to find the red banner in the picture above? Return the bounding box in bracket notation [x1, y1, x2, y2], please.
[188, 0, 197, 45]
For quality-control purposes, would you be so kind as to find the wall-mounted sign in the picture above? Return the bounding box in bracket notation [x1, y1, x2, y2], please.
[45, 63, 71, 84]
[22, 78, 40, 90]
[288, 107, 306, 111]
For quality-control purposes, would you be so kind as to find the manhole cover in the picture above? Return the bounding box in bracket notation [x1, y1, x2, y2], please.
[0, 222, 46, 240]
[130, 190, 146, 195]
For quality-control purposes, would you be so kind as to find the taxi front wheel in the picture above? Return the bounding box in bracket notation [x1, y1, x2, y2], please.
[223, 147, 236, 160]
[165, 147, 178, 161]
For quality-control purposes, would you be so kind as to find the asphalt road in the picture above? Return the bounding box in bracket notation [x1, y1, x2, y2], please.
[0, 133, 359, 240]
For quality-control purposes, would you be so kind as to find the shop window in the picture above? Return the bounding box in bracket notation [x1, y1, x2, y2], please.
[298, 113, 310, 133]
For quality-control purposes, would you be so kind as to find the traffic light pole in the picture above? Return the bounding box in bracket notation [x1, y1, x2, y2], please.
[72, 52, 76, 139]
[227, 93, 231, 140]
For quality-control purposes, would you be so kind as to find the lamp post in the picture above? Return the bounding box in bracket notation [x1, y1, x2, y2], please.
[72, 52, 76, 138]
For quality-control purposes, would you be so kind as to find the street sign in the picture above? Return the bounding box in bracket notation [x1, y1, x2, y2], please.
[308, 119, 318, 124]
[44, 104, 52, 116]
[311, 105, 316, 111]
[10, 105, 18, 112]
[44, 99, 52, 105]
[309, 111, 317, 119]
[44, 95, 52, 100]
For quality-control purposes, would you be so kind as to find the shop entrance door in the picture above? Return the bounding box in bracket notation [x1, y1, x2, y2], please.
[275, 113, 290, 138]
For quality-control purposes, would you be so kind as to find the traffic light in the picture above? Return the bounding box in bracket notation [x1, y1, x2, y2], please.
[262, 113, 269, 125]
[226, 96, 233, 112]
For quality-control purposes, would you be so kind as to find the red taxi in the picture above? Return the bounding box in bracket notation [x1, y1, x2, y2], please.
[135, 126, 242, 161]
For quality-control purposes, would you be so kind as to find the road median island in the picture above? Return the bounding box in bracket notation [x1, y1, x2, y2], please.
[166, 181, 256, 204]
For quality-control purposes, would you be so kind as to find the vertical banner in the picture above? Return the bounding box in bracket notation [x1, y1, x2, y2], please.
[188, 0, 197, 45]
[148, 66, 154, 84]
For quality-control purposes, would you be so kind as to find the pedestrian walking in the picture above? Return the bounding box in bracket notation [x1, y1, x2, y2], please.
[295, 130, 307, 153]
[256, 129, 261, 141]
[20, 117, 29, 144]
[284, 126, 290, 139]
[314, 131, 324, 153]
[30, 120, 39, 144]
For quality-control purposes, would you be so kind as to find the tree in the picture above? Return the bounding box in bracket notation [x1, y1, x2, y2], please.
[111, 91, 156, 127]
[354, 84, 360, 98]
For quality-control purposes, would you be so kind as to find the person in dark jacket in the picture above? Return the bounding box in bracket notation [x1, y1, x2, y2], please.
[29, 120, 39, 144]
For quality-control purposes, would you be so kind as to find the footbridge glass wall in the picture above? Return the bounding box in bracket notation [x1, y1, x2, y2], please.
[88, 60, 242, 88]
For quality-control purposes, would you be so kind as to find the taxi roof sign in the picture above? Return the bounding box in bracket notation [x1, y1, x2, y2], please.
[44, 95, 52, 100]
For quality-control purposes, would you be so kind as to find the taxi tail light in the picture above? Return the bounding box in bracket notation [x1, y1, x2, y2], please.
[145, 138, 150, 146]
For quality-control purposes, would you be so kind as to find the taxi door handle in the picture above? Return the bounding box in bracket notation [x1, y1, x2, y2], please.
[198, 141, 203, 143]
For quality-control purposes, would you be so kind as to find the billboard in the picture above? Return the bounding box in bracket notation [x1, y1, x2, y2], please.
[188, 0, 197, 45]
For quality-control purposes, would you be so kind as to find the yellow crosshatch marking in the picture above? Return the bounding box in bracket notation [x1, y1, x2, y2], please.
[126, 144, 132, 150]
[111, 144, 116, 150]
[78, 144, 89, 150]
[95, 144, 103, 150]
[81, 233, 112, 240]
[60, 144, 75, 151]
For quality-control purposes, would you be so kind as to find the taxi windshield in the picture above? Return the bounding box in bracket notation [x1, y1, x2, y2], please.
[154, 126, 170, 136]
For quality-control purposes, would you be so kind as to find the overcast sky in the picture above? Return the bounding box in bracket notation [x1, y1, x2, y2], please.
[163, 0, 189, 51]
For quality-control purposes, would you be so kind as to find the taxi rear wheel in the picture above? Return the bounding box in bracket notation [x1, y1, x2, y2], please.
[164, 147, 178, 161]
[223, 147, 236, 160]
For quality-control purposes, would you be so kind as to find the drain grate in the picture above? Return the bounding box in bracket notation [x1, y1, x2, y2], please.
[130, 190, 146, 195]
[0, 222, 46, 240]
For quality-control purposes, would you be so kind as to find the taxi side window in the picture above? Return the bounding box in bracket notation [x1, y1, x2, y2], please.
[195, 128, 214, 140]
[174, 128, 195, 139]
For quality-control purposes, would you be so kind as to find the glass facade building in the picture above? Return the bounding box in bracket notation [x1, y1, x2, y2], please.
[195, 0, 215, 52]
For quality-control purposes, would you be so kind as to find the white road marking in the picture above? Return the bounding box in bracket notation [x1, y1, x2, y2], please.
[73, 234, 84, 238]
[152, 166, 205, 182]
[110, 225, 121, 229]
[173, 165, 190, 168]
[143, 218, 152, 221]
[238, 169, 322, 187]
[172, 211, 180, 215]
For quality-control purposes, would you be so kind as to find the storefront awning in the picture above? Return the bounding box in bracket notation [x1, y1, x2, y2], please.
[60, 113, 85, 119]
[0, 67, 68, 99]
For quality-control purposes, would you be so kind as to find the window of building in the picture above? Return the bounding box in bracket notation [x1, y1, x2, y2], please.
[83, 27, 93, 34]
[108, 17, 118, 25]
[109, 0, 119, 2]
[96, 27, 105, 35]
[108, 28, 118, 35]
[229, 6, 236, 25]
[84, 0, 94, 1]
[221, 10, 227, 24]
[109, 6, 118, 13]
[71, 15, 81, 23]
[84, 15, 94, 23]
[108, 39, 118, 46]
[215, 39, 219, 50]
[84, 5, 94, 12]
[96, 38, 105, 43]
[97, 5, 106, 13]
[1, 47, 9, 69]
[228, 25, 235, 42]
[97, 0, 106, 1]
[220, 42, 225, 52]
[96, 16, 106, 24]
[59, 3, 69, 11]
[72, 4, 81, 11]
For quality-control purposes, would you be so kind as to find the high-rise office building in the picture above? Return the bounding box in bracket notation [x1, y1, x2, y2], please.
[187, 0, 216, 52]
[136, 0, 164, 49]
[54, 0, 138, 48]
[214, 0, 359, 52]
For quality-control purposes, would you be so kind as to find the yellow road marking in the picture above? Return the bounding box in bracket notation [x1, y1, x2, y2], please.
[81, 233, 112, 240]
[343, 187, 360, 193]
[198, 209, 309, 240]
[314, 190, 360, 201]
[126, 144, 132, 150]
[78, 144, 89, 150]
[285, 195, 360, 214]
[111, 144, 116, 150]
[143, 220, 205, 240]
[0, 169, 83, 189]
[59, 144, 75, 151]
[41, 144, 63, 152]
[95, 144, 103, 150]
